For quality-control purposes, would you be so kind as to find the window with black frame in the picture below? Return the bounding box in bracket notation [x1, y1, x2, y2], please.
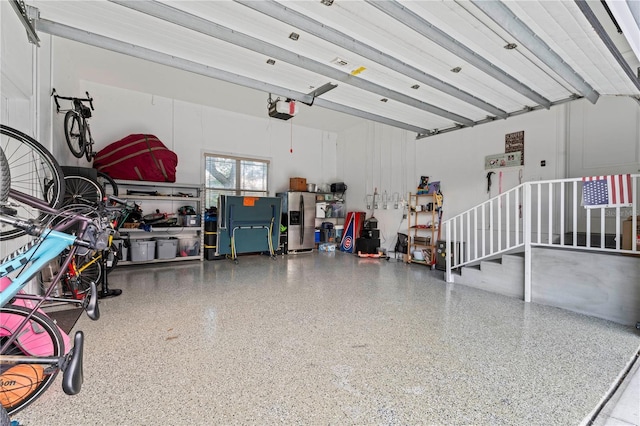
[204, 154, 269, 209]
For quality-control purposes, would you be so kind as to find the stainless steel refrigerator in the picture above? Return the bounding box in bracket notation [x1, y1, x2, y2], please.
[278, 191, 316, 252]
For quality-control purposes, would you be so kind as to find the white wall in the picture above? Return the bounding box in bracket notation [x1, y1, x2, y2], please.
[337, 98, 640, 251]
[46, 40, 339, 196]
[337, 122, 417, 248]
[1, 1, 36, 137]
[567, 96, 640, 177]
[337, 106, 567, 250]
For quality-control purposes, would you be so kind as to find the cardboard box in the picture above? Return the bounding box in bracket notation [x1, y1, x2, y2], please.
[290, 177, 307, 191]
[622, 216, 640, 250]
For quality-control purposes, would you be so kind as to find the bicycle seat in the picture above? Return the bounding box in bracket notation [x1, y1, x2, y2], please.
[62, 331, 84, 395]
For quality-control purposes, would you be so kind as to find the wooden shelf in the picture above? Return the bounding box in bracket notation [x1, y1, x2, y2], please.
[408, 259, 434, 266]
[411, 242, 434, 249]
[407, 192, 438, 267]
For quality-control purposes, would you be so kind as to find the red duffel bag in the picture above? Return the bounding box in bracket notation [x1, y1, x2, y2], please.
[93, 134, 178, 182]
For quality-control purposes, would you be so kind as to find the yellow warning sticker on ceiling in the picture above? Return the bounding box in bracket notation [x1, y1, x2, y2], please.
[351, 66, 366, 76]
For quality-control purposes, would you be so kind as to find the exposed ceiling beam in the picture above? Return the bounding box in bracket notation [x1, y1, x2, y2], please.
[33, 17, 433, 136]
[575, 0, 640, 92]
[366, 0, 552, 109]
[10, 0, 40, 45]
[416, 95, 582, 139]
[235, 0, 508, 119]
[108, 0, 475, 127]
[312, 99, 434, 136]
[470, 0, 600, 104]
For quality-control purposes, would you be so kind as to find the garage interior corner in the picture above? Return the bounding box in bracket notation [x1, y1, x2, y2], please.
[11, 252, 640, 426]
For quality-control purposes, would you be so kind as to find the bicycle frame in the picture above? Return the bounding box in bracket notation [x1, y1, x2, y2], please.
[1, 187, 105, 334]
[0, 228, 76, 308]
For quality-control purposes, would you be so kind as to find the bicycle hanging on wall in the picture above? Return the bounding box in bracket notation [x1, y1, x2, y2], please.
[51, 88, 97, 161]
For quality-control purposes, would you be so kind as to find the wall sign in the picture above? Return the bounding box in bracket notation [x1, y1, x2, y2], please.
[485, 152, 522, 169]
[505, 130, 525, 165]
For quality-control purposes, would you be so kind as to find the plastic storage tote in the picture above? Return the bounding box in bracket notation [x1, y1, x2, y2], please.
[179, 237, 200, 257]
[130, 239, 156, 262]
[154, 237, 178, 260]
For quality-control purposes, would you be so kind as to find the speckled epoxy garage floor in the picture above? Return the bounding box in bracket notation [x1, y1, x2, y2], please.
[11, 252, 640, 425]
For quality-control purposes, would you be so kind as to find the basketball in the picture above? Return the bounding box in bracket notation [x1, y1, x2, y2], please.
[0, 364, 44, 407]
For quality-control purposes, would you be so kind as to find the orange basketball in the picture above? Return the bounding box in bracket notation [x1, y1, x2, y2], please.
[0, 364, 44, 407]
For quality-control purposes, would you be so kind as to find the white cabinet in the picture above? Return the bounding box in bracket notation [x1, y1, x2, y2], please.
[112, 180, 204, 264]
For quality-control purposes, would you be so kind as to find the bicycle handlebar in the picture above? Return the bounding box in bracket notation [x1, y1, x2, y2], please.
[107, 195, 137, 209]
[51, 88, 94, 113]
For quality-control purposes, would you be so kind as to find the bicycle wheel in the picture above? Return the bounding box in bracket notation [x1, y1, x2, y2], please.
[0, 305, 64, 416]
[62, 175, 104, 206]
[74, 252, 103, 294]
[96, 171, 118, 197]
[0, 125, 65, 240]
[63, 111, 85, 159]
[83, 125, 95, 163]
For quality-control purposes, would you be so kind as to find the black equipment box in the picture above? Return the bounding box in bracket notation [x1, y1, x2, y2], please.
[363, 217, 378, 230]
[331, 182, 347, 193]
[435, 240, 464, 271]
[361, 229, 380, 239]
[356, 237, 380, 254]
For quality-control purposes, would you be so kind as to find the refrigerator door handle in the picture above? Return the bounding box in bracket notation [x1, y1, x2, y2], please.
[300, 194, 304, 245]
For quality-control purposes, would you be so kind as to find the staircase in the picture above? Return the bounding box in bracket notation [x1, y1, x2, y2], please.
[442, 176, 640, 326]
[454, 252, 524, 300]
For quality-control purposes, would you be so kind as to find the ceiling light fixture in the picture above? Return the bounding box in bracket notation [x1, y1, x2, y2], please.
[451, 67, 462, 73]
[411, 84, 420, 89]
[320, 0, 334, 6]
[266, 59, 276, 65]
[289, 32, 299, 41]
[331, 57, 348, 66]
[504, 43, 517, 50]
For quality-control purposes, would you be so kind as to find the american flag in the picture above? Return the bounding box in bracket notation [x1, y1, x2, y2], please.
[582, 174, 632, 208]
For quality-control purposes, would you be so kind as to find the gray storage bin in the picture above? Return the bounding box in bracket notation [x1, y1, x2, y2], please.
[130, 239, 156, 262]
[154, 237, 178, 260]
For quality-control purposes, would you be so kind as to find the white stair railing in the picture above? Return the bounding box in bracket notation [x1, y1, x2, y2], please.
[444, 175, 640, 299]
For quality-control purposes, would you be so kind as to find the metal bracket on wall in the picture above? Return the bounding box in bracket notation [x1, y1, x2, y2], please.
[10, 1, 40, 46]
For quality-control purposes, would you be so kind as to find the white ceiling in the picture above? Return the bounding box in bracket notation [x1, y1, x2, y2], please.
[21, 0, 640, 137]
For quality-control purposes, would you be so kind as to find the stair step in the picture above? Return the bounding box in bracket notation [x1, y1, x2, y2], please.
[455, 252, 524, 299]
[458, 265, 482, 285]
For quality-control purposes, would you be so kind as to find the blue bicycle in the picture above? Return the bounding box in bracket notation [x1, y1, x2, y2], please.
[0, 142, 110, 417]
